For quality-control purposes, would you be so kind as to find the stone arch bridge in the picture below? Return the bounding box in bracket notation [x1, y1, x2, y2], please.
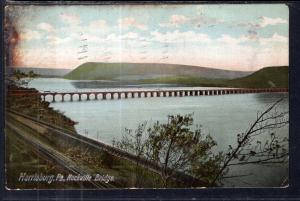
[8, 88, 288, 103]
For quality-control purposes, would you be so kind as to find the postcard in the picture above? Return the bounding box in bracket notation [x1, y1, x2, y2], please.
[4, 3, 289, 189]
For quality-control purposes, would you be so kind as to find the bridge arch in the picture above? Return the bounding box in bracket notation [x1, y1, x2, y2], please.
[63, 93, 71, 101]
[96, 93, 103, 100]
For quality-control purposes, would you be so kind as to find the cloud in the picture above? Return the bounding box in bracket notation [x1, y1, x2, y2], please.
[46, 35, 73, 45]
[258, 16, 287, 27]
[217, 34, 249, 45]
[89, 19, 107, 30]
[118, 17, 147, 30]
[122, 32, 139, 40]
[216, 32, 288, 47]
[60, 13, 80, 26]
[160, 13, 222, 29]
[247, 30, 258, 40]
[259, 33, 288, 45]
[150, 30, 211, 43]
[159, 14, 189, 27]
[20, 30, 41, 41]
[37, 23, 54, 32]
[237, 16, 288, 29]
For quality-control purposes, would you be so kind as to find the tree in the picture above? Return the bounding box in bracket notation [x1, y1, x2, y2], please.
[113, 122, 149, 187]
[210, 98, 289, 186]
[114, 98, 289, 187]
[145, 114, 223, 187]
[8, 69, 38, 87]
[114, 114, 223, 187]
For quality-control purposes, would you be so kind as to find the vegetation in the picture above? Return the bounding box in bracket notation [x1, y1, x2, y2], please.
[63, 62, 288, 88]
[140, 66, 288, 88]
[6, 85, 167, 188]
[63, 62, 251, 80]
[114, 99, 289, 187]
[6, 85, 77, 132]
[7, 69, 39, 87]
[5, 126, 80, 189]
[6, 113, 167, 188]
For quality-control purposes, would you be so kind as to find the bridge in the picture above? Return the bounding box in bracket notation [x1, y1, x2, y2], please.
[8, 88, 288, 103]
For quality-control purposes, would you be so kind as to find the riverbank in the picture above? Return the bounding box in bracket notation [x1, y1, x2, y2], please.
[5, 85, 195, 188]
[6, 85, 77, 132]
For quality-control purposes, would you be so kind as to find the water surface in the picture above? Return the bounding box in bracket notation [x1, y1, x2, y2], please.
[28, 78, 289, 187]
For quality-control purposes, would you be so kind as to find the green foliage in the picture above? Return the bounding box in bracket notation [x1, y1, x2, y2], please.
[9, 69, 39, 87]
[65, 62, 288, 88]
[114, 113, 224, 187]
[140, 66, 288, 88]
[115, 100, 289, 187]
[227, 66, 288, 88]
[63, 62, 250, 80]
[145, 114, 223, 186]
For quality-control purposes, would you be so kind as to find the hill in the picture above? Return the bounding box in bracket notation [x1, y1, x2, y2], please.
[8, 67, 72, 77]
[63, 62, 252, 80]
[228, 66, 288, 88]
[140, 66, 288, 88]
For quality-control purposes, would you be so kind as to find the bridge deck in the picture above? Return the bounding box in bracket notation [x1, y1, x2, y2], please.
[8, 88, 288, 102]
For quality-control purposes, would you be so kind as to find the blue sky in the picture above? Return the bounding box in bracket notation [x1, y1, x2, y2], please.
[6, 4, 288, 71]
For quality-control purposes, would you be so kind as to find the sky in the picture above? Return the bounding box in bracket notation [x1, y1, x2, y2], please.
[6, 4, 289, 71]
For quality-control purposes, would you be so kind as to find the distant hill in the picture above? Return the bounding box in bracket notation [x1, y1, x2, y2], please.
[140, 66, 288, 88]
[228, 66, 288, 88]
[9, 67, 72, 77]
[63, 62, 252, 80]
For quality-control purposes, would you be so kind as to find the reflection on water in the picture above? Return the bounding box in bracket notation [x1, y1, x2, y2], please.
[254, 92, 289, 104]
[70, 80, 185, 89]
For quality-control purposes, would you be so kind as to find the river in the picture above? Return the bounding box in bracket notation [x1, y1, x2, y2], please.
[27, 78, 289, 187]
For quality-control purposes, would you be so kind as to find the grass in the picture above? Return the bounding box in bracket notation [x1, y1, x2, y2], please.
[5, 127, 83, 189]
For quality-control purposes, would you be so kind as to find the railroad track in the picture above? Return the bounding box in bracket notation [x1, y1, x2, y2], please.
[6, 120, 116, 189]
[6, 110, 209, 186]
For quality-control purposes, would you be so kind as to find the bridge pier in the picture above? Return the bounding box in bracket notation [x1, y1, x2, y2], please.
[34, 88, 288, 103]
